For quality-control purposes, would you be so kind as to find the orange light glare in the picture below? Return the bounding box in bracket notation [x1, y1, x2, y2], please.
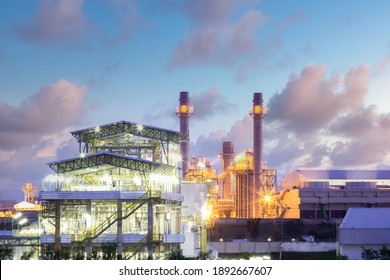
[180, 105, 189, 113]
[253, 105, 262, 114]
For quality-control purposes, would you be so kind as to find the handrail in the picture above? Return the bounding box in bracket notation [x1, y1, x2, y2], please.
[75, 190, 161, 242]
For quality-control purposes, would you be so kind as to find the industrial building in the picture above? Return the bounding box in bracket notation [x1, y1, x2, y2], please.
[280, 170, 390, 220]
[339, 208, 390, 259]
[39, 121, 185, 259]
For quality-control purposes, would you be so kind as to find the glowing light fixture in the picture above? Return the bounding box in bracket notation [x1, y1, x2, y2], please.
[13, 212, 22, 219]
[136, 124, 144, 132]
[264, 195, 272, 202]
[18, 218, 28, 225]
[202, 204, 211, 219]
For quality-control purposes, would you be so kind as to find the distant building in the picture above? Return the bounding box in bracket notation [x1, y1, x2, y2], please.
[339, 208, 390, 259]
[281, 170, 390, 220]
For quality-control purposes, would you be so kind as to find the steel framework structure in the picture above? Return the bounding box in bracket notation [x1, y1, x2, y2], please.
[40, 121, 184, 260]
[48, 152, 175, 175]
[71, 120, 186, 146]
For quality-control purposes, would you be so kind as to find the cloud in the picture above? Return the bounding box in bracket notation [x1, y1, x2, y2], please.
[88, 59, 122, 88]
[168, 1, 265, 68]
[13, 0, 90, 44]
[0, 134, 77, 201]
[105, 0, 141, 47]
[372, 55, 390, 77]
[328, 105, 390, 167]
[280, 10, 308, 30]
[267, 64, 370, 136]
[142, 88, 236, 126]
[191, 88, 236, 120]
[331, 137, 390, 167]
[168, 4, 309, 82]
[329, 105, 378, 137]
[191, 116, 253, 171]
[0, 80, 87, 200]
[190, 63, 390, 176]
[0, 80, 87, 150]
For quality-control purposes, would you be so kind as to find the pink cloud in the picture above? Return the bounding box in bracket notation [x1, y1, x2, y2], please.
[191, 63, 390, 172]
[267, 64, 370, 135]
[0, 80, 87, 149]
[191, 88, 236, 120]
[168, 1, 265, 68]
[373, 55, 390, 77]
[13, 0, 89, 43]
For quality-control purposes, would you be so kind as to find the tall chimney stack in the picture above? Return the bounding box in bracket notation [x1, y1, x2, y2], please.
[176, 91, 193, 177]
[249, 92, 267, 217]
[221, 141, 235, 172]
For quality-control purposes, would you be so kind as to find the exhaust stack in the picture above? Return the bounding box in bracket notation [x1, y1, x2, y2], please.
[249, 92, 267, 217]
[176, 91, 193, 177]
[221, 141, 235, 172]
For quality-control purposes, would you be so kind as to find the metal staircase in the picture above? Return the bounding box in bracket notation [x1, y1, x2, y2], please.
[74, 191, 161, 242]
[126, 234, 162, 260]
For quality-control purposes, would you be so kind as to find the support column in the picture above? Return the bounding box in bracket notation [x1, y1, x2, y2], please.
[147, 199, 154, 259]
[54, 201, 61, 251]
[117, 200, 123, 258]
[86, 201, 92, 259]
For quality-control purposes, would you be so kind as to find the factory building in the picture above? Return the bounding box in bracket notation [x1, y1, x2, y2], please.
[281, 170, 390, 220]
[39, 121, 185, 259]
[339, 208, 390, 259]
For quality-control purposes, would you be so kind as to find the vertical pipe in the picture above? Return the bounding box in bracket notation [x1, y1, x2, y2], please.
[54, 201, 61, 251]
[147, 199, 154, 259]
[86, 201, 92, 259]
[176, 91, 193, 177]
[117, 200, 123, 258]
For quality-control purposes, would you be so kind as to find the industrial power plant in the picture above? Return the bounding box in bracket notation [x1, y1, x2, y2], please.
[1, 91, 390, 260]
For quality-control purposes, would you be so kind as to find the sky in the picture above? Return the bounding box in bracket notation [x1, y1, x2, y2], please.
[1, 0, 390, 201]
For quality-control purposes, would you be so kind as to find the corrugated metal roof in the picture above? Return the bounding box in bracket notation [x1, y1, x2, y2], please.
[339, 208, 390, 229]
[296, 169, 390, 180]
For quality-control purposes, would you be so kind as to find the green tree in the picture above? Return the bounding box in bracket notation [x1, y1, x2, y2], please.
[362, 245, 390, 260]
[20, 250, 35, 260]
[0, 246, 13, 260]
[284, 220, 304, 239]
[90, 247, 101, 260]
[240, 252, 251, 260]
[197, 250, 212, 260]
[101, 242, 117, 260]
[165, 250, 190, 260]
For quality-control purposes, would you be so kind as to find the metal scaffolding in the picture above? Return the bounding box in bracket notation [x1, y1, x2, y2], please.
[40, 121, 185, 260]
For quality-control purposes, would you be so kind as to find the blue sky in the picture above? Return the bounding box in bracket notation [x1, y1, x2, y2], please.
[1, 0, 390, 200]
